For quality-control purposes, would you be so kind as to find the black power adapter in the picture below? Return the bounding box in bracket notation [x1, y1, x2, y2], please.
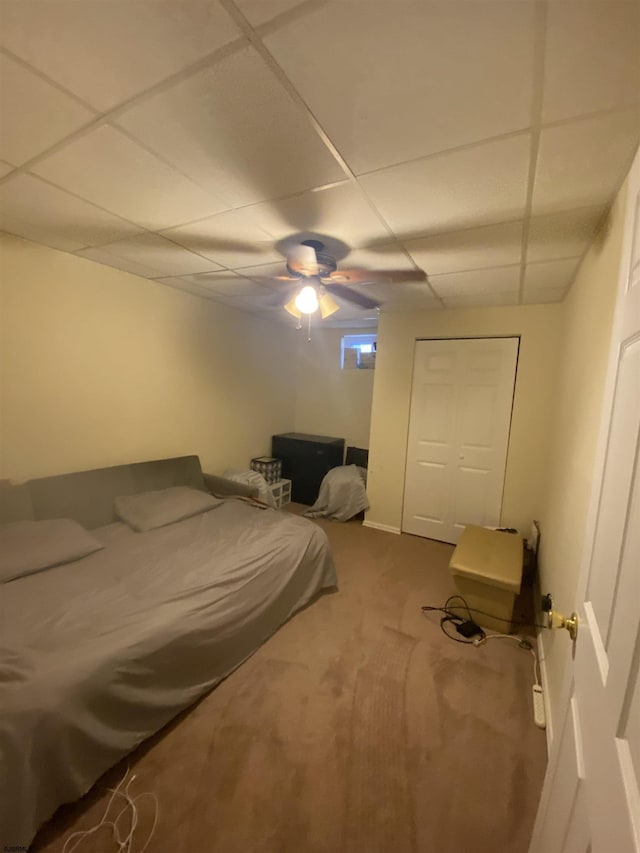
[456, 620, 484, 639]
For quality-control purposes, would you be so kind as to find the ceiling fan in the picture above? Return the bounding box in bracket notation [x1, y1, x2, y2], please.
[247, 238, 427, 320]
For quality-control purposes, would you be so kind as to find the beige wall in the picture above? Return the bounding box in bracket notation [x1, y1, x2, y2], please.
[294, 328, 375, 449]
[539, 186, 626, 735]
[0, 233, 296, 482]
[366, 304, 563, 533]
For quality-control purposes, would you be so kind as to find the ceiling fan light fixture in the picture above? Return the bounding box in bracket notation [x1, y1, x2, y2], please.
[319, 291, 340, 319]
[284, 296, 302, 318]
[294, 284, 319, 315]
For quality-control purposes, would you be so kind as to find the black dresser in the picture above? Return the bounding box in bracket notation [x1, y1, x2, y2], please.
[271, 432, 345, 505]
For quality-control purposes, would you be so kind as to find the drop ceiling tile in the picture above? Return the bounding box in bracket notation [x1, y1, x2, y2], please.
[31, 125, 229, 230]
[236, 0, 315, 28]
[532, 108, 640, 214]
[442, 292, 520, 309]
[77, 233, 223, 278]
[543, 1, 640, 123]
[156, 276, 218, 300]
[116, 46, 345, 209]
[0, 211, 83, 253]
[524, 258, 581, 291]
[337, 246, 417, 274]
[360, 135, 531, 237]
[163, 208, 281, 269]
[429, 265, 521, 298]
[0, 2, 241, 111]
[174, 271, 273, 302]
[349, 281, 437, 307]
[262, 1, 535, 174]
[0, 161, 15, 179]
[521, 286, 568, 305]
[0, 173, 142, 250]
[76, 247, 167, 280]
[158, 274, 278, 311]
[242, 182, 390, 251]
[404, 220, 524, 276]
[527, 206, 605, 263]
[0, 54, 95, 166]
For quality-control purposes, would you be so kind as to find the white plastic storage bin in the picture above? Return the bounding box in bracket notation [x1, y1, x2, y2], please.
[267, 478, 292, 509]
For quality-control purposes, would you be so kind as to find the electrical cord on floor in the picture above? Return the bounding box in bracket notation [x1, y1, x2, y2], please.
[421, 595, 541, 684]
[473, 633, 541, 687]
[62, 767, 158, 853]
[422, 594, 548, 630]
[421, 594, 487, 644]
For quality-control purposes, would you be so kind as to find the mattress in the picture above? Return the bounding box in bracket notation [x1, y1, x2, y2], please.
[0, 501, 336, 846]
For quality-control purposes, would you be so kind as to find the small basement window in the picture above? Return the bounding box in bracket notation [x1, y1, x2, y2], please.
[341, 333, 377, 369]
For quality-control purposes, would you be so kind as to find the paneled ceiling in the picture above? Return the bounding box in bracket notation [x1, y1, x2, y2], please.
[1, 0, 639, 328]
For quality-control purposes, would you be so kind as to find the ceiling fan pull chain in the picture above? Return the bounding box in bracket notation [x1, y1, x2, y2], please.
[307, 313, 312, 342]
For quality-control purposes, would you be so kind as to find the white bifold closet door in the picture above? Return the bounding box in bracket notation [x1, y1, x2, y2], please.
[402, 337, 519, 544]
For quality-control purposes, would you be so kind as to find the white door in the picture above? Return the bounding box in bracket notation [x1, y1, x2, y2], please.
[529, 146, 640, 853]
[402, 337, 518, 544]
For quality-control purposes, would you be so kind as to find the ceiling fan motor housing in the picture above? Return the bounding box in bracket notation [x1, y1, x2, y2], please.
[287, 239, 338, 279]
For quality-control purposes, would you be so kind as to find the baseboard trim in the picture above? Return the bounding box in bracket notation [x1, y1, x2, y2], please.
[537, 630, 553, 754]
[362, 520, 401, 535]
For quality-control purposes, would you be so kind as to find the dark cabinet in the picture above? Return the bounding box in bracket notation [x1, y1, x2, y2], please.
[271, 432, 345, 505]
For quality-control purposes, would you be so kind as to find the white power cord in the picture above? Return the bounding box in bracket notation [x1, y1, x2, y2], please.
[473, 631, 546, 728]
[62, 767, 158, 853]
[473, 632, 540, 684]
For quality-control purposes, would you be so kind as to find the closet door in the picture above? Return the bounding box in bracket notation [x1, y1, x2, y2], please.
[402, 337, 519, 544]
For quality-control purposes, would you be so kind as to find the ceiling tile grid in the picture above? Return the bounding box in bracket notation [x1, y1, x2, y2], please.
[77, 233, 225, 279]
[0, 0, 639, 326]
[259, 0, 537, 175]
[524, 257, 582, 292]
[0, 52, 96, 166]
[114, 46, 346, 209]
[0, 1, 242, 111]
[29, 125, 232, 230]
[442, 292, 521, 310]
[428, 266, 522, 300]
[0, 173, 144, 250]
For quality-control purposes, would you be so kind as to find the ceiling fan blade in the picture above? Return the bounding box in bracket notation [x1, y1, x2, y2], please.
[326, 268, 426, 285]
[325, 284, 380, 309]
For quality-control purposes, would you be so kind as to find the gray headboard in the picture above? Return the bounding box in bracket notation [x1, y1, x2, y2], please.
[1, 456, 205, 530]
[0, 480, 35, 523]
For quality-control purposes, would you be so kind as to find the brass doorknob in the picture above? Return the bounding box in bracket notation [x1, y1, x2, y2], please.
[548, 610, 579, 641]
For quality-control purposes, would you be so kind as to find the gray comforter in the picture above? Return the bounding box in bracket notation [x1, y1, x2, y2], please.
[0, 501, 336, 847]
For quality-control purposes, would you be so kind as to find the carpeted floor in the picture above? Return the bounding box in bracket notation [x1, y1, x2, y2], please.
[33, 509, 547, 853]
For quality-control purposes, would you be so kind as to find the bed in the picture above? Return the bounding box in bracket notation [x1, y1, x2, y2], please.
[0, 456, 337, 846]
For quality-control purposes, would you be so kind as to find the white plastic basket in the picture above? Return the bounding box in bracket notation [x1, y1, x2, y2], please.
[267, 478, 292, 509]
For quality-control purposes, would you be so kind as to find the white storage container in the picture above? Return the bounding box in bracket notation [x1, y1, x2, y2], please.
[267, 478, 292, 509]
